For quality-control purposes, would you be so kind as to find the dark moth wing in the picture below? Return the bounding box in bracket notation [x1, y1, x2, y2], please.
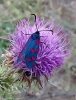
[25, 44, 39, 69]
[17, 36, 40, 69]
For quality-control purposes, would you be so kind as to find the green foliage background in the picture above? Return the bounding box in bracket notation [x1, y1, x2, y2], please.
[0, 0, 76, 100]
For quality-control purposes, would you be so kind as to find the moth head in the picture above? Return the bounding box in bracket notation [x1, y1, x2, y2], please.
[32, 31, 40, 40]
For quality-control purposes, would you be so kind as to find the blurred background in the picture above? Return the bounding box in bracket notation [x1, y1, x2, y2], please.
[0, 0, 76, 100]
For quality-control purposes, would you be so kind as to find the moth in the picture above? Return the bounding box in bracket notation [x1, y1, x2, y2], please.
[17, 14, 53, 70]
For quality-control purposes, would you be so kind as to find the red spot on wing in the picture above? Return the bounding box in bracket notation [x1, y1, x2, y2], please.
[28, 58, 31, 61]
[28, 37, 31, 41]
[31, 48, 34, 53]
[36, 48, 39, 52]
[19, 52, 22, 58]
[31, 56, 35, 61]
[22, 59, 25, 63]
[23, 46, 26, 50]
[36, 39, 40, 44]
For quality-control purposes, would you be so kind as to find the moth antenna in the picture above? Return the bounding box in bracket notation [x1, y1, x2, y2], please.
[31, 14, 38, 31]
[21, 31, 31, 35]
[40, 42, 50, 49]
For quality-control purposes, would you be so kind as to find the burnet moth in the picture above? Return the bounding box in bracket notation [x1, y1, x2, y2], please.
[17, 14, 53, 70]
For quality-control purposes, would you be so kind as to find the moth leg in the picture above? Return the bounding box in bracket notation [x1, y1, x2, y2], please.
[40, 36, 48, 37]
[39, 30, 53, 35]
[25, 34, 31, 35]
[40, 42, 50, 49]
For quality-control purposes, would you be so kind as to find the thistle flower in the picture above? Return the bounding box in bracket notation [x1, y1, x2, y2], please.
[3, 16, 69, 88]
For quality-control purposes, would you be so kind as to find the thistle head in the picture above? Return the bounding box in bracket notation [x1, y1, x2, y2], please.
[2, 16, 70, 88]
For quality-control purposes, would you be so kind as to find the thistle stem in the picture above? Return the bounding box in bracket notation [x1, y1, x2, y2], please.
[0, 37, 9, 41]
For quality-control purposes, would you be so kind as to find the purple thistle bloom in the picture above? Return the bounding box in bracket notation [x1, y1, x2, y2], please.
[3, 17, 69, 88]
